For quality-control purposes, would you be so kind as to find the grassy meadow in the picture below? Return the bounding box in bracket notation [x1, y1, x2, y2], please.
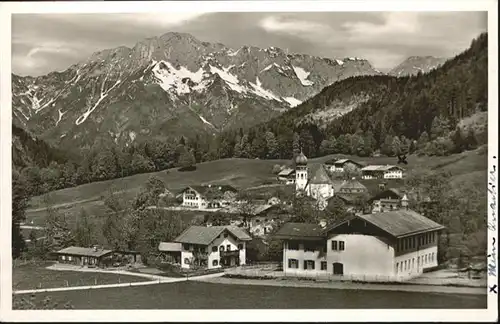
[24, 146, 487, 230]
[17, 280, 487, 309]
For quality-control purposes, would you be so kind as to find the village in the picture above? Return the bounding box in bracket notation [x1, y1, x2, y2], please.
[18, 151, 487, 294]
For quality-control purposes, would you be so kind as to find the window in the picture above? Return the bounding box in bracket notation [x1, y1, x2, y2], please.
[62, 255, 66, 261]
[288, 241, 299, 250]
[219, 246, 225, 252]
[400, 262, 403, 272]
[237, 244, 243, 250]
[68, 256, 72, 261]
[212, 260, 219, 266]
[412, 237, 416, 248]
[288, 258, 299, 269]
[424, 255, 427, 264]
[396, 241, 400, 252]
[404, 260, 407, 270]
[226, 245, 231, 251]
[396, 262, 399, 273]
[212, 246, 218, 252]
[304, 260, 315, 270]
[184, 258, 191, 264]
[339, 241, 345, 251]
[412, 258, 415, 269]
[331, 240, 338, 251]
[321, 261, 327, 270]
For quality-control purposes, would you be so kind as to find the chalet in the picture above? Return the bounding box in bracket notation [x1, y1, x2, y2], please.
[361, 165, 404, 179]
[218, 203, 289, 237]
[324, 158, 363, 173]
[164, 225, 252, 269]
[337, 180, 368, 195]
[274, 209, 444, 281]
[180, 184, 238, 209]
[368, 188, 409, 213]
[277, 168, 295, 184]
[53, 246, 114, 268]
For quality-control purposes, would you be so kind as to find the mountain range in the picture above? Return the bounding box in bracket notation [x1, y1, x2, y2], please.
[12, 32, 390, 150]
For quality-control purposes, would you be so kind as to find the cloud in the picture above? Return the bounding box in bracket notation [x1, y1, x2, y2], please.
[11, 12, 487, 76]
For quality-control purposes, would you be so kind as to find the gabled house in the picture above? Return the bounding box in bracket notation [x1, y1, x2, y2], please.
[324, 158, 363, 173]
[277, 168, 295, 184]
[180, 184, 238, 209]
[167, 225, 252, 269]
[361, 165, 404, 179]
[274, 209, 444, 281]
[368, 188, 408, 213]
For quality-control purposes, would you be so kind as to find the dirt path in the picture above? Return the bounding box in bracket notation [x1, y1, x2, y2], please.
[196, 276, 486, 295]
[13, 271, 225, 295]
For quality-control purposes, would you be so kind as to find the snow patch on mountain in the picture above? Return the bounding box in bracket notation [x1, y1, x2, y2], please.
[75, 77, 121, 125]
[152, 60, 204, 95]
[336, 59, 344, 66]
[198, 114, 216, 128]
[250, 77, 281, 102]
[292, 66, 314, 86]
[282, 97, 302, 107]
[227, 47, 241, 57]
[209, 64, 246, 93]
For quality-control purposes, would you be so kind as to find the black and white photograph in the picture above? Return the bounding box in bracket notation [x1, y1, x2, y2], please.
[0, 0, 498, 322]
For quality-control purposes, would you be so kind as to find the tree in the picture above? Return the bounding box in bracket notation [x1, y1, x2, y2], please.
[451, 126, 466, 153]
[464, 128, 478, 150]
[264, 131, 279, 159]
[325, 197, 350, 226]
[178, 146, 196, 170]
[12, 170, 27, 258]
[417, 131, 430, 151]
[430, 115, 451, 140]
[74, 208, 95, 247]
[292, 132, 301, 156]
[391, 136, 402, 156]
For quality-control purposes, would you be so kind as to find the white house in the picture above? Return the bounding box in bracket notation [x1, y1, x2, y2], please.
[361, 165, 404, 179]
[180, 185, 238, 209]
[324, 158, 363, 173]
[274, 209, 444, 281]
[368, 188, 408, 213]
[163, 225, 252, 270]
[277, 168, 295, 184]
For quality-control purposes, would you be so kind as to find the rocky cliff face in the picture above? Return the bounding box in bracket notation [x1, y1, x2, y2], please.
[12, 32, 381, 149]
[388, 56, 448, 77]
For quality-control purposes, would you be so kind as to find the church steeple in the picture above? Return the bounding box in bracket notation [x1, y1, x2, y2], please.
[295, 150, 308, 191]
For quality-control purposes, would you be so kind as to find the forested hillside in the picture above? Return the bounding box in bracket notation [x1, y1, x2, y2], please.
[213, 32, 488, 160]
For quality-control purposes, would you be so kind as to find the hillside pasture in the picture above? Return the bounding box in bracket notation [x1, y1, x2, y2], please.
[24, 146, 487, 233]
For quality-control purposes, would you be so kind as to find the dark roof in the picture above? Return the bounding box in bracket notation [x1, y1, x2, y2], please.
[278, 168, 295, 176]
[307, 164, 333, 185]
[324, 158, 338, 165]
[273, 222, 324, 240]
[173, 225, 251, 245]
[368, 188, 404, 202]
[334, 193, 364, 204]
[358, 209, 445, 238]
[54, 246, 113, 258]
[340, 180, 367, 191]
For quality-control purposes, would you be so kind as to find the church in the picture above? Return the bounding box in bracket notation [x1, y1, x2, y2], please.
[295, 151, 335, 209]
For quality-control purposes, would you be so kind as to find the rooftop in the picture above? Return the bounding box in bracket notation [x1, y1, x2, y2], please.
[307, 164, 333, 185]
[54, 246, 113, 258]
[182, 184, 238, 199]
[278, 168, 295, 176]
[361, 165, 403, 172]
[273, 222, 324, 240]
[158, 242, 182, 252]
[357, 209, 445, 238]
[173, 225, 252, 245]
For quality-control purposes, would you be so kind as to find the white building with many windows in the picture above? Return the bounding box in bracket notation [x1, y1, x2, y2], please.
[274, 209, 444, 281]
[180, 185, 238, 209]
[361, 165, 404, 179]
[161, 225, 252, 269]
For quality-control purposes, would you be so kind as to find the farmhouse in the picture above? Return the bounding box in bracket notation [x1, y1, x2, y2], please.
[180, 184, 238, 209]
[274, 209, 444, 281]
[361, 165, 404, 179]
[324, 158, 363, 173]
[277, 168, 296, 184]
[368, 188, 409, 213]
[53, 246, 114, 268]
[164, 225, 252, 269]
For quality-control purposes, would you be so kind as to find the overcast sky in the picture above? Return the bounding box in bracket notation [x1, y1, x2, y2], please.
[12, 11, 487, 76]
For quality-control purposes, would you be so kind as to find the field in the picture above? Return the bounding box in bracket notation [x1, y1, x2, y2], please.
[24, 146, 487, 229]
[12, 262, 151, 290]
[19, 281, 487, 309]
